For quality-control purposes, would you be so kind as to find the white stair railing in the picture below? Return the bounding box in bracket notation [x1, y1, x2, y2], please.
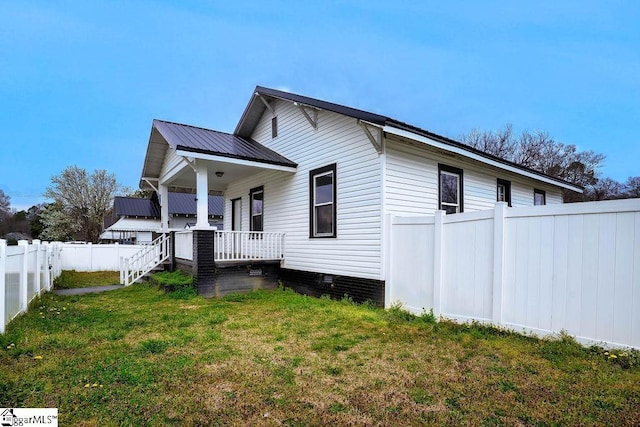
[120, 234, 171, 286]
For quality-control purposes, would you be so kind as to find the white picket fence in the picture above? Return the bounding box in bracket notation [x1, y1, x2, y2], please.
[387, 199, 640, 349]
[1, 239, 63, 333]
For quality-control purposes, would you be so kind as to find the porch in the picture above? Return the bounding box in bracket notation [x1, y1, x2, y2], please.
[173, 229, 285, 264]
[172, 229, 285, 297]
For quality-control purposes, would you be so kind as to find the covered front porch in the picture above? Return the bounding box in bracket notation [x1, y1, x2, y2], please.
[138, 119, 297, 295]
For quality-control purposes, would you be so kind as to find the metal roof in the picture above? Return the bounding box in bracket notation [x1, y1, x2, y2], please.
[167, 192, 224, 216]
[153, 119, 297, 168]
[103, 217, 161, 232]
[233, 86, 583, 192]
[114, 193, 224, 218]
[114, 197, 159, 218]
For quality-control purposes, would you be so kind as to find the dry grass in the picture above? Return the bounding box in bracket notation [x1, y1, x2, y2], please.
[1, 283, 639, 426]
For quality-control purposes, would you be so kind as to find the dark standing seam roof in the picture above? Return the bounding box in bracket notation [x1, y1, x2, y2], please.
[114, 197, 160, 218]
[153, 119, 297, 168]
[168, 193, 224, 216]
[114, 194, 224, 217]
[233, 86, 582, 191]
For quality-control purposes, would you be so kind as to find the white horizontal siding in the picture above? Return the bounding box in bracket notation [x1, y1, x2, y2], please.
[159, 148, 186, 183]
[225, 99, 383, 280]
[512, 181, 563, 207]
[384, 137, 566, 216]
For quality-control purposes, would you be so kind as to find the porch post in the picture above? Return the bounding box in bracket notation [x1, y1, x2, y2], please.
[195, 161, 210, 228]
[192, 229, 216, 296]
[160, 183, 170, 231]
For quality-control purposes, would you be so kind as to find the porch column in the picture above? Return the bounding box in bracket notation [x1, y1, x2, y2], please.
[160, 184, 169, 230]
[195, 161, 210, 228]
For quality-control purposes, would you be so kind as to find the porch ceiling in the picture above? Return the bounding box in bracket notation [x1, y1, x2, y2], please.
[159, 157, 292, 193]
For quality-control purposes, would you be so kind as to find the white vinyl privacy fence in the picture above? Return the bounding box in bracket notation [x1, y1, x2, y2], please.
[1, 239, 63, 333]
[387, 199, 640, 349]
[60, 243, 147, 271]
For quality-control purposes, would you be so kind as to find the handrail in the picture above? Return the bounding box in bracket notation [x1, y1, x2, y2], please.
[120, 233, 170, 286]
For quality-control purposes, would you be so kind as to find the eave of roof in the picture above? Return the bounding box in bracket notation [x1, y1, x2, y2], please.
[235, 86, 583, 193]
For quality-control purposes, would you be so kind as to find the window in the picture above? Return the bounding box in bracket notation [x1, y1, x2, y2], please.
[439, 164, 463, 214]
[309, 164, 336, 238]
[497, 179, 512, 207]
[249, 186, 263, 231]
[534, 189, 546, 206]
[231, 198, 241, 231]
[271, 116, 278, 138]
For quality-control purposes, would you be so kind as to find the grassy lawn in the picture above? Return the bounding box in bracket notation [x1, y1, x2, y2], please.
[1, 283, 639, 426]
[53, 270, 121, 289]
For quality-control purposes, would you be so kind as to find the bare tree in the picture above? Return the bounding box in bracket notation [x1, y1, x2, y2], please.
[623, 176, 640, 199]
[0, 189, 12, 237]
[44, 166, 120, 242]
[0, 189, 9, 215]
[587, 178, 624, 201]
[461, 125, 606, 201]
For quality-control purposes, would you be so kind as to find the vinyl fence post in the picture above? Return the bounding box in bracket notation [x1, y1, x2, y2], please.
[0, 239, 7, 333]
[383, 214, 392, 309]
[115, 242, 120, 271]
[33, 240, 42, 295]
[433, 210, 445, 318]
[492, 202, 507, 325]
[87, 242, 93, 271]
[18, 240, 29, 312]
[43, 242, 51, 291]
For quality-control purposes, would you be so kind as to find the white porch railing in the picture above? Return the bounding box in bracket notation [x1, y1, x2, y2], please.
[174, 231, 193, 261]
[214, 231, 285, 262]
[120, 233, 170, 286]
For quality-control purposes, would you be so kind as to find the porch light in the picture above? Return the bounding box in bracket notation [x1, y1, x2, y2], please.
[215, 171, 224, 177]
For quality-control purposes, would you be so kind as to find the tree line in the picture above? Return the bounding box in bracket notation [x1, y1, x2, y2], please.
[461, 125, 639, 202]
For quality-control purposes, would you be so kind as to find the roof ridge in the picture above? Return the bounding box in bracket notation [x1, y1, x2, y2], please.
[153, 119, 235, 136]
[254, 86, 391, 122]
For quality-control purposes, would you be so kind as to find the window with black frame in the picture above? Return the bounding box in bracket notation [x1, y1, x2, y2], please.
[250, 186, 263, 231]
[439, 164, 463, 214]
[309, 164, 336, 238]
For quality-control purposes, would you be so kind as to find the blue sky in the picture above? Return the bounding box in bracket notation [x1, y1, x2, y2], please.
[1, 1, 638, 210]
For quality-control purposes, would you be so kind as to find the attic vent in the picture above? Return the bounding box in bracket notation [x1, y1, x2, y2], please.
[271, 116, 278, 138]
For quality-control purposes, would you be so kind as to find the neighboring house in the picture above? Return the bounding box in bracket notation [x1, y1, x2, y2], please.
[101, 192, 224, 244]
[138, 86, 582, 302]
